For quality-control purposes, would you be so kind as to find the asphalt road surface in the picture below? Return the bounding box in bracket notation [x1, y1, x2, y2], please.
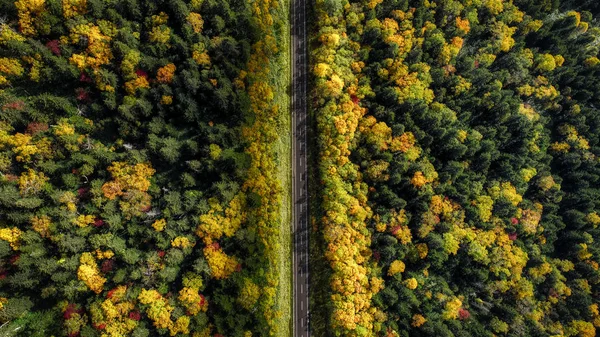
[291, 0, 310, 335]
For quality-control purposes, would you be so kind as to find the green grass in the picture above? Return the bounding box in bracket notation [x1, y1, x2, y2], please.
[271, 0, 292, 335]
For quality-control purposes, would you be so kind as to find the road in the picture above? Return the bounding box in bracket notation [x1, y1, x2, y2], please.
[291, 0, 309, 334]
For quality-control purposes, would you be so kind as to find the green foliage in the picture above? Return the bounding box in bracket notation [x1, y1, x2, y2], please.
[312, 0, 600, 335]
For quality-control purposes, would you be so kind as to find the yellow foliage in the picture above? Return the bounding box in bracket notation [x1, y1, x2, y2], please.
[489, 182, 522, 206]
[149, 26, 171, 44]
[519, 104, 539, 122]
[404, 278, 418, 289]
[120, 50, 140, 79]
[320, 33, 340, 47]
[442, 233, 460, 255]
[586, 213, 600, 228]
[67, 24, 113, 72]
[455, 17, 470, 34]
[388, 260, 405, 276]
[15, 0, 46, 36]
[151, 12, 169, 26]
[102, 162, 155, 199]
[485, 0, 504, 15]
[439, 40, 462, 65]
[124, 76, 150, 95]
[95, 249, 114, 260]
[367, 0, 383, 9]
[416, 243, 428, 259]
[152, 219, 166, 232]
[411, 171, 428, 188]
[209, 144, 222, 160]
[578, 243, 593, 261]
[192, 51, 211, 67]
[551, 141, 570, 153]
[570, 320, 596, 337]
[101, 181, 122, 200]
[492, 21, 516, 52]
[476, 195, 494, 222]
[182, 273, 203, 290]
[478, 53, 497, 67]
[536, 53, 557, 72]
[314, 63, 330, 78]
[529, 261, 552, 281]
[78, 252, 106, 294]
[584, 57, 600, 67]
[187, 13, 204, 33]
[18, 169, 48, 195]
[590, 304, 600, 328]
[157, 63, 176, 84]
[391, 225, 412, 244]
[521, 205, 542, 234]
[442, 297, 462, 320]
[170, 316, 190, 336]
[171, 236, 194, 249]
[514, 278, 534, 299]
[196, 194, 246, 244]
[0, 227, 22, 250]
[74, 214, 95, 228]
[59, 191, 77, 212]
[238, 278, 261, 310]
[0, 58, 25, 86]
[118, 190, 151, 220]
[178, 287, 207, 315]
[203, 244, 238, 279]
[31, 215, 51, 238]
[454, 76, 472, 94]
[365, 160, 389, 182]
[405, 146, 421, 161]
[62, 0, 87, 18]
[22, 54, 43, 82]
[390, 132, 416, 153]
[54, 119, 75, 137]
[387, 60, 434, 104]
[0, 24, 26, 45]
[412, 314, 426, 327]
[375, 222, 387, 232]
[534, 84, 559, 100]
[138, 289, 174, 330]
[160, 95, 173, 105]
[324, 74, 344, 97]
[10, 132, 37, 162]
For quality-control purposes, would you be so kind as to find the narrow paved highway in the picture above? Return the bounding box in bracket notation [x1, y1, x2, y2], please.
[292, 0, 309, 334]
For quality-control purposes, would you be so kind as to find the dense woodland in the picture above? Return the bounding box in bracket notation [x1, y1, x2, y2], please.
[0, 0, 289, 336]
[3, 0, 600, 335]
[311, 0, 600, 336]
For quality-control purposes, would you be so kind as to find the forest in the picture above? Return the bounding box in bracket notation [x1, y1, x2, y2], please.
[3, 0, 600, 336]
[0, 0, 290, 336]
[310, 0, 600, 336]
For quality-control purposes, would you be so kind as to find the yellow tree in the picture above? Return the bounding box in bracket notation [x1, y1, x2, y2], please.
[78, 252, 106, 294]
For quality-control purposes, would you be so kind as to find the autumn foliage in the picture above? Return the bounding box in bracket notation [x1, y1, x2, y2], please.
[0, 0, 288, 335]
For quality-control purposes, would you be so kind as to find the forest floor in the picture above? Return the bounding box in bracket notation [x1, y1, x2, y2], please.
[273, 0, 292, 334]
